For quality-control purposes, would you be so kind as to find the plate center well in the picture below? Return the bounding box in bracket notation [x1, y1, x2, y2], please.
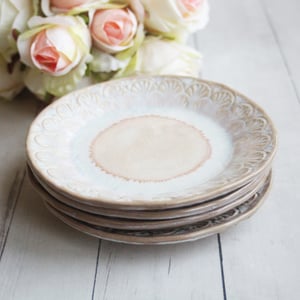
[90, 115, 211, 182]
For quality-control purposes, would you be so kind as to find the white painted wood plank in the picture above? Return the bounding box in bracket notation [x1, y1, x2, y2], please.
[0, 176, 99, 300]
[262, 0, 300, 99]
[0, 92, 37, 253]
[94, 239, 223, 300]
[195, 0, 300, 298]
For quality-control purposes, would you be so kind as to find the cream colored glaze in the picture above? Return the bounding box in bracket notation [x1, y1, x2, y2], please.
[90, 115, 211, 182]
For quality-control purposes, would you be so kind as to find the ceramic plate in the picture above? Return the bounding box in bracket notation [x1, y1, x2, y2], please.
[43, 174, 272, 245]
[27, 76, 276, 209]
[42, 173, 271, 230]
[28, 165, 270, 220]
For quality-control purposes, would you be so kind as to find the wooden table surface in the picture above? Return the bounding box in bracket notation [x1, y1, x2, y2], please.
[1, 0, 299, 299]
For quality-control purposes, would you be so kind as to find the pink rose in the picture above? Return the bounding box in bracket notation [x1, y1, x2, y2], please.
[178, 0, 204, 16]
[41, 0, 107, 16]
[50, 0, 89, 10]
[17, 16, 91, 76]
[30, 30, 78, 75]
[90, 8, 138, 53]
[17, 16, 92, 98]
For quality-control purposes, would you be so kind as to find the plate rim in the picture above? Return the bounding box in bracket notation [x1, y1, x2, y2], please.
[42, 172, 272, 245]
[28, 163, 270, 216]
[26, 75, 277, 208]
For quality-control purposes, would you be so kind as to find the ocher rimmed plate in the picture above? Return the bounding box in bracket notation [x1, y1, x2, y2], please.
[27, 76, 276, 209]
[43, 174, 272, 245]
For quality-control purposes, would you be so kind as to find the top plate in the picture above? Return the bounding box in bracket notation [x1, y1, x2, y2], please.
[26, 76, 277, 209]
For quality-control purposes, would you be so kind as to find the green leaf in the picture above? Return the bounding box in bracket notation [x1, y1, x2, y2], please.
[92, 71, 116, 82]
[43, 60, 87, 97]
[114, 53, 138, 78]
[78, 12, 89, 24]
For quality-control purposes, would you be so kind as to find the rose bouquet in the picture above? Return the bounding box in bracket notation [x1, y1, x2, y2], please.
[0, 0, 209, 101]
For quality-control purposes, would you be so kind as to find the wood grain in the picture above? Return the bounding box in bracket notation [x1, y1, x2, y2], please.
[93, 239, 223, 300]
[0, 91, 37, 256]
[262, 0, 300, 101]
[0, 177, 99, 300]
[195, 0, 300, 298]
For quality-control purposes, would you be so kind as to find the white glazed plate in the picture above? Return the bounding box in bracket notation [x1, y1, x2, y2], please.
[27, 76, 277, 209]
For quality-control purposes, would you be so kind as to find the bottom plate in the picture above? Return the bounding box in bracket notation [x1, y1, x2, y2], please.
[43, 173, 272, 245]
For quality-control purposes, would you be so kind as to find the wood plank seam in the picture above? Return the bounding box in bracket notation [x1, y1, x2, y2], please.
[103, 250, 113, 300]
[260, 0, 300, 104]
[91, 239, 102, 300]
[0, 167, 26, 261]
[218, 234, 227, 300]
[168, 257, 172, 275]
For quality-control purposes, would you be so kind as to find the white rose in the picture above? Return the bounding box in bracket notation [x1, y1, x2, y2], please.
[140, 0, 209, 40]
[0, 0, 33, 62]
[24, 68, 95, 101]
[0, 54, 24, 100]
[90, 49, 130, 73]
[17, 16, 92, 97]
[118, 37, 202, 77]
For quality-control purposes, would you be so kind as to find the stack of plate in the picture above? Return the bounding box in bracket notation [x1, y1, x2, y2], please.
[26, 76, 277, 245]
